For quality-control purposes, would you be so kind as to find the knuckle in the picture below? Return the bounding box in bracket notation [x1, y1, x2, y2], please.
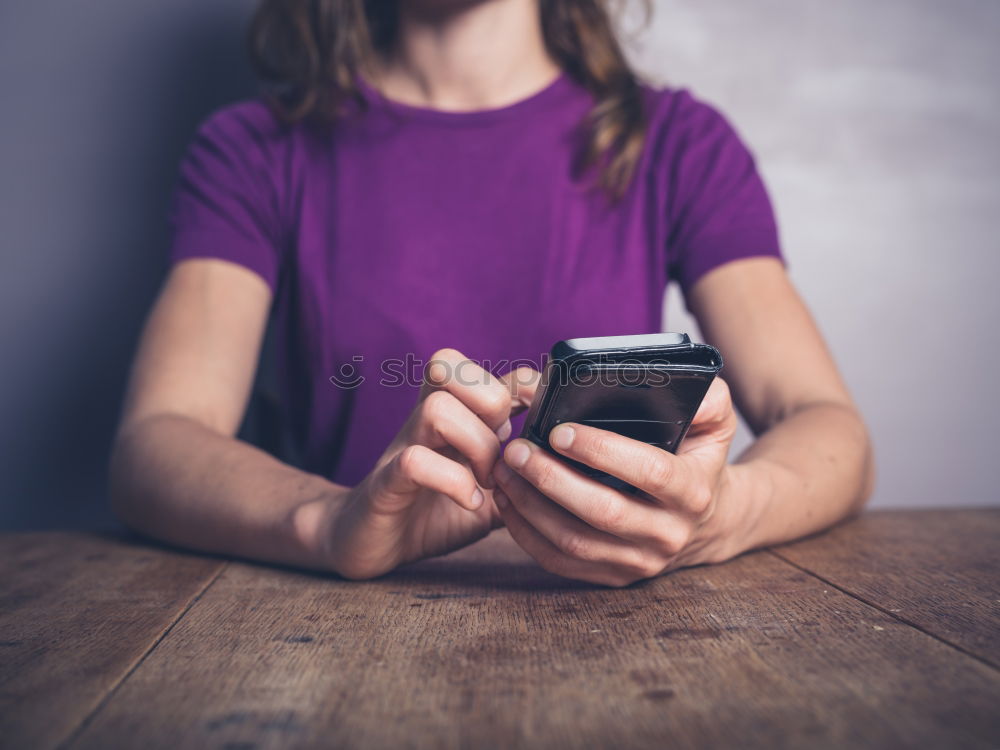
[559, 533, 593, 561]
[479, 387, 512, 421]
[586, 433, 616, 461]
[424, 350, 458, 385]
[421, 389, 455, 421]
[687, 483, 714, 516]
[395, 445, 424, 479]
[644, 457, 675, 493]
[657, 524, 693, 557]
[632, 551, 666, 580]
[672, 524, 694, 550]
[528, 456, 559, 493]
[592, 495, 627, 531]
[470, 426, 501, 455]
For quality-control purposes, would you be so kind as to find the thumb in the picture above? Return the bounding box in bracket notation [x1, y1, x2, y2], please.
[679, 377, 737, 466]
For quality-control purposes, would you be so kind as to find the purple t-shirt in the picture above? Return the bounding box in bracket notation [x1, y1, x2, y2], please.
[169, 73, 783, 485]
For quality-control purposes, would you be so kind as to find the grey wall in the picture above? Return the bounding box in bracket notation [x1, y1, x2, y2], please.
[636, 0, 1000, 509]
[0, 0, 258, 528]
[1, 1, 996, 529]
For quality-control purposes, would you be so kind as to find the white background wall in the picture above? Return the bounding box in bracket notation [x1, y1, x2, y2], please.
[629, 0, 999, 508]
[1, 1, 997, 527]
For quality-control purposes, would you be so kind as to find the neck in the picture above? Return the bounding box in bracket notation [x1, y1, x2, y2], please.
[372, 0, 561, 111]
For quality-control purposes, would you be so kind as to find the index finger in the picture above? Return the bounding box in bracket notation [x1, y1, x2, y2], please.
[499, 366, 542, 416]
[421, 348, 512, 434]
[546, 424, 708, 514]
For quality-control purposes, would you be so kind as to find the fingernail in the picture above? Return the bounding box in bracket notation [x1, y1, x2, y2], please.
[471, 488, 485, 509]
[496, 419, 512, 442]
[494, 489, 509, 509]
[550, 424, 575, 451]
[506, 441, 531, 469]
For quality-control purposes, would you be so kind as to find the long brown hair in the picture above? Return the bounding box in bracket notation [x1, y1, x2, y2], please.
[249, 0, 649, 197]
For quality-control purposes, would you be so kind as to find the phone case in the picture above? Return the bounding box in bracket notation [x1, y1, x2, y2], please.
[519, 333, 723, 491]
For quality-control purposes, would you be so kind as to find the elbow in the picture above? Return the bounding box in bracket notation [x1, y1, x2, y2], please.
[107, 414, 172, 535]
[784, 399, 876, 520]
[847, 411, 876, 516]
[108, 425, 144, 532]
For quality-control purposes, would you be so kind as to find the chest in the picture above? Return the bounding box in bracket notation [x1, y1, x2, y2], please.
[287, 125, 669, 366]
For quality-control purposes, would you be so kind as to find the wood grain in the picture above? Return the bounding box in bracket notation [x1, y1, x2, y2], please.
[69, 529, 1000, 750]
[773, 509, 1000, 667]
[0, 532, 225, 750]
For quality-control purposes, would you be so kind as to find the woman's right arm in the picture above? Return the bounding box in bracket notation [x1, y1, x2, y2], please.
[110, 257, 513, 576]
[109, 258, 339, 569]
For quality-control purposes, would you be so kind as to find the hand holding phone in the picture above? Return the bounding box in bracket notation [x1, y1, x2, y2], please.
[493, 333, 735, 587]
[520, 333, 722, 490]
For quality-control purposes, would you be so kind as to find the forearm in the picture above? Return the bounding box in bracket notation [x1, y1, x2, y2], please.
[110, 413, 343, 569]
[720, 402, 874, 555]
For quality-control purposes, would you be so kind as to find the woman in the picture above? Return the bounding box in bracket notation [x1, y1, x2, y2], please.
[110, 0, 873, 586]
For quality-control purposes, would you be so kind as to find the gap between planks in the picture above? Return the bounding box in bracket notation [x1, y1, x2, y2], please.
[766, 549, 1000, 673]
[55, 561, 230, 750]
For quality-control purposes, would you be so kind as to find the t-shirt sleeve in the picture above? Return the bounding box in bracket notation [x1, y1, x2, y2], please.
[168, 102, 286, 290]
[664, 91, 785, 296]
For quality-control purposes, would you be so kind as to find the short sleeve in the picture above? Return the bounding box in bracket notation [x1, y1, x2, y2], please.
[662, 91, 785, 297]
[168, 101, 287, 290]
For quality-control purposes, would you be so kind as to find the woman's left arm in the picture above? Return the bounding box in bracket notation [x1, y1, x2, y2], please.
[685, 256, 874, 550]
[492, 257, 874, 586]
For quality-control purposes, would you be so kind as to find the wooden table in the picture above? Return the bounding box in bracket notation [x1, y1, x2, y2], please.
[1, 510, 998, 749]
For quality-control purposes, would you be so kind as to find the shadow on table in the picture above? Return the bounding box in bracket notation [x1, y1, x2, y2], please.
[387, 558, 609, 593]
[381, 530, 629, 592]
[76, 528, 639, 593]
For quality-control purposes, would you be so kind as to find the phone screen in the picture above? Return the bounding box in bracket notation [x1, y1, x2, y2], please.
[542, 365, 712, 453]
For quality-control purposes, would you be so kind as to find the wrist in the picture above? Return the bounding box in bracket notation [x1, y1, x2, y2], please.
[702, 462, 774, 562]
[719, 458, 795, 556]
[288, 479, 350, 571]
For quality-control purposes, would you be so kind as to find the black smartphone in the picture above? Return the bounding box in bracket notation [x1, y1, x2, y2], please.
[519, 333, 723, 490]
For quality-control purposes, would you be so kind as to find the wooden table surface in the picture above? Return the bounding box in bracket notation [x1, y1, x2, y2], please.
[1, 509, 998, 749]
